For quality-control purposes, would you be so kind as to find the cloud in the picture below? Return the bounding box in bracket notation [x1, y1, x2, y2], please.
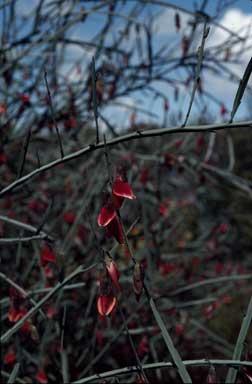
[204, 8, 252, 107]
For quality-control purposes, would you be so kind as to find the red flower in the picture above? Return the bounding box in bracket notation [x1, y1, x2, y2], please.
[97, 175, 135, 244]
[97, 295, 117, 316]
[40, 245, 56, 267]
[0, 152, 7, 164]
[220, 104, 227, 116]
[112, 176, 136, 200]
[63, 211, 76, 225]
[19, 94, 30, 104]
[105, 215, 124, 244]
[36, 369, 48, 384]
[137, 336, 149, 357]
[175, 323, 185, 336]
[8, 306, 25, 322]
[105, 254, 120, 291]
[4, 350, 16, 365]
[97, 205, 116, 227]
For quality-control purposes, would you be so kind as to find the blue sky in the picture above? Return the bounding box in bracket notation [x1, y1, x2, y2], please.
[2, 0, 252, 131]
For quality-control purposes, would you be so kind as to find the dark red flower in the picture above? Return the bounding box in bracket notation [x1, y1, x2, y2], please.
[112, 176, 136, 200]
[40, 245, 56, 267]
[0, 152, 7, 164]
[63, 211, 76, 225]
[97, 295, 117, 316]
[137, 336, 149, 357]
[4, 350, 16, 365]
[175, 323, 185, 336]
[19, 94, 30, 104]
[36, 369, 48, 384]
[220, 104, 227, 116]
[163, 153, 174, 168]
[97, 205, 116, 227]
[105, 215, 124, 244]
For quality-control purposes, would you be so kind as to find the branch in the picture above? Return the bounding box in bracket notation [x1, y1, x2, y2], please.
[1, 120, 252, 197]
[73, 359, 252, 384]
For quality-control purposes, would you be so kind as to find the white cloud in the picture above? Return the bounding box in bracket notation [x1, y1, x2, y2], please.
[204, 8, 252, 106]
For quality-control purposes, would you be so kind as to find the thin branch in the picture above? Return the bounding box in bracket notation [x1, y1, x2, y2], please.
[72, 359, 252, 384]
[44, 70, 64, 158]
[1, 120, 252, 197]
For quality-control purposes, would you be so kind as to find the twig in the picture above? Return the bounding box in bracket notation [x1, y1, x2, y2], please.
[225, 295, 252, 383]
[1, 120, 251, 198]
[72, 359, 252, 384]
[44, 69, 64, 158]
[1, 262, 98, 344]
[91, 56, 99, 144]
[182, 21, 209, 127]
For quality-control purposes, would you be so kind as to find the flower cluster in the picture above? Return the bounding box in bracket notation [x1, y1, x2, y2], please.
[97, 175, 135, 244]
[96, 174, 136, 316]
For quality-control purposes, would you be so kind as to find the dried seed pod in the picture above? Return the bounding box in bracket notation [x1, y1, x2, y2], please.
[133, 262, 145, 301]
[105, 253, 120, 292]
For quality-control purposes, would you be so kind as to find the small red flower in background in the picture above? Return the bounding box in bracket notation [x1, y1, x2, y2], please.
[220, 104, 227, 116]
[63, 211, 76, 225]
[36, 369, 48, 384]
[175, 323, 185, 336]
[40, 245, 56, 267]
[159, 262, 174, 276]
[0, 152, 7, 164]
[0, 102, 6, 114]
[137, 335, 149, 357]
[18, 94, 30, 104]
[4, 349, 16, 365]
[203, 302, 217, 320]
[163, 153, 175, 168]
[218, 223, 229, 234]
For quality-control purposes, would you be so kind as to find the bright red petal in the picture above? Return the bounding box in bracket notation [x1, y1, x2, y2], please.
[97, 295, 117, 316]
[112, 177, 136, 199]
[97, 206, 116, 227]
[106, 216, 124, 244]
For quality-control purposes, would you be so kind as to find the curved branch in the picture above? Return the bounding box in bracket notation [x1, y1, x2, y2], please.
[1, 120, 252, 197]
